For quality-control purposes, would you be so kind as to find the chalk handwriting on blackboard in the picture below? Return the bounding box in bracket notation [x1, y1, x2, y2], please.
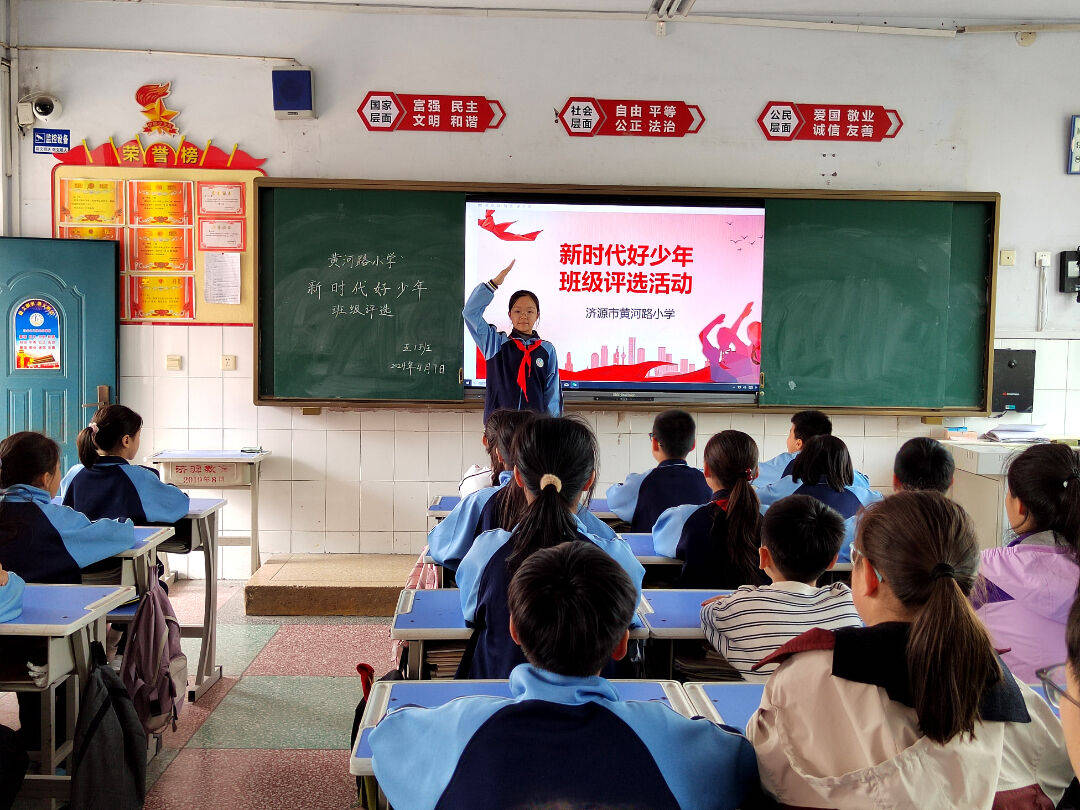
[328, 252, 400, 269]
[389, 360, 447, 376]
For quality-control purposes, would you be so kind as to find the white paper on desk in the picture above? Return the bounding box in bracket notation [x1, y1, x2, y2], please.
[204, 252, 241, 304]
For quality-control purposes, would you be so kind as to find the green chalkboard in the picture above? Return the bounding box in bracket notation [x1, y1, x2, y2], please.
[257, 186, 465, 401]
[759, 197, 993, 409]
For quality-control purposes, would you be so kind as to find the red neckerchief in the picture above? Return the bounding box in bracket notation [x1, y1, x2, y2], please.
[511, 337, 542, 402]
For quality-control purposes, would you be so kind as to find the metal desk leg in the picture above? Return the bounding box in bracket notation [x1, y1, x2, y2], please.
[249, 463, 261, 575]
[406, 641, 424, 680]
[187, 513, 222, 702]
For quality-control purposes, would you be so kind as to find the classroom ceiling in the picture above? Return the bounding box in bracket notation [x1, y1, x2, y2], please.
[207, 0, 1080, 27]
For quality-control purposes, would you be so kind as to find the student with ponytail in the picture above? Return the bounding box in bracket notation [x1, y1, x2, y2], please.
[748, 491, 1071, 808]
[652, 430, 766, 589]
[456, 416, 644, 679]
[975, 443, 1080, 684]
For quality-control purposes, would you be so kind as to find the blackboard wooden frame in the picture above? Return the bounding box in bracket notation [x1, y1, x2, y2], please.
[254, 177, 999, 415]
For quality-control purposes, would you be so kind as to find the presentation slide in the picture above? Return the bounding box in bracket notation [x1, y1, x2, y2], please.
[463, 199, 764, 393]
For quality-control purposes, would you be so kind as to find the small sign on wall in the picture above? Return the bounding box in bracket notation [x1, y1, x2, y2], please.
[162, 462, 244, 487]
[558, 98, 704, 137]
[358, 91, 506, 133]
[13, 299, 61, 369]
[758, 102, 902, 142]
[1067, 116, 1080, 174]
[33, 128, 70, 154]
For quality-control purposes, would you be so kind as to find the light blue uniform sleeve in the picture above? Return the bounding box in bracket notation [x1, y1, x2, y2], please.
[836, 486, 884, 562]
[40, 503, 136, 569]
[371, 696, 513, 810]
[754, 452, 795, 488]
[853, 469, 870, 488]
[457, 529, 512, 622]
[651, 504, 701, 559]
[589, 535, 645, 602]
[606, 472, 649, 522]
[463, 283, 507, 360]
[541, 339, 562, 416]
[427, 485, 502, 571]
[577, 505, 616, 540]
[755, 476, 801, 514]
[602, 701, 759, 810]
[122, 465, 190, 523]
[0, 571, 26, 623]
[57, 464, 84, 501]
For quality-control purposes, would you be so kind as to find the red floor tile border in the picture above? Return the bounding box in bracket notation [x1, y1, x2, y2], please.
[144, 748, 357, 810]
[244, 624, 397, 677]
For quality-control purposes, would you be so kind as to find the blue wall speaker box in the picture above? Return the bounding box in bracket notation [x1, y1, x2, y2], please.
[272, 67, 315, 119]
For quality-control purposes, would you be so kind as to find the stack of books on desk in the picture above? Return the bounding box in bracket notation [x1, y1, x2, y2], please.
[425, 642, 467, 679]
[674, 643, 742, 682]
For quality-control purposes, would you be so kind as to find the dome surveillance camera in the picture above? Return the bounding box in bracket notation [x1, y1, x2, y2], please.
[31, 93, 62, 124]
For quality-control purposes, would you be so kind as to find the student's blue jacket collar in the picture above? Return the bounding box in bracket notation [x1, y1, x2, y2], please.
[0, 483, 52, 504]
[508, 663, 619, 706]
[656, 458, 689, 468]
[92, 456, 129, 466]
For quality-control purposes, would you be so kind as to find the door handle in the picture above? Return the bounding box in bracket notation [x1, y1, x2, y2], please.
[82, 384, 111, 408]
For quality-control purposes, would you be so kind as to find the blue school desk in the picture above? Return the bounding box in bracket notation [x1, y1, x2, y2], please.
[393, 588, 649, 679]
[428, 495, 618, 521]
[683, 682, 766, 733]
[150, 449, 269, 575]
[422, 532, 679, 572]
[639, 589, 734, 639]
[0, 584, 135, 800]
[350, 678, 696, 777]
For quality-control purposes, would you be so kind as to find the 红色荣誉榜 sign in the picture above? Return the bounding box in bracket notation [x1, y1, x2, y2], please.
[558, 98, 704, 137]
[758, 102, 903, 142]
[33, 128, 70, 154]
[358, 91, 506, 132]
[13, 299, 61, 370]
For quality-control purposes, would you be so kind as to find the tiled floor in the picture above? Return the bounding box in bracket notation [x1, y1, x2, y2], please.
[8, 579, 395, 810]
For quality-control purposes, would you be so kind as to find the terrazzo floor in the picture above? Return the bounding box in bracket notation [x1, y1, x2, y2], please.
[3, 579, 397, 810]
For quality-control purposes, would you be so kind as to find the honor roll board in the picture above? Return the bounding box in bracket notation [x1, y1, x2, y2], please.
[255, 180, 997, 413]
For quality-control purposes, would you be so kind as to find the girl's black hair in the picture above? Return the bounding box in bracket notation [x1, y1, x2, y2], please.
[482, 409, 537, 487]
[505, 416, 598, 574]
[703, 430, 765, 586]
[489, 410, 538, 531]
[76, 404, 143, 468]
[0, 431, 60, 489]
[790, 434, 854, 492]
[1006, 443, 1080, 555]
[507, 290, 540, 316]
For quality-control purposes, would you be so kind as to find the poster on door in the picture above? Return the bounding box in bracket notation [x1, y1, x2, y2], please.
[13, 299, 61, 370]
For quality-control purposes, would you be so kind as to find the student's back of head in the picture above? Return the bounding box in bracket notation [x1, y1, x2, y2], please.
[508, 541, 637, 677]
[486, 409, 537, 530]
[76, 404, 142, 468]
[893, 437, 954, 493]
[762, 495, 845, 583]
[1006, 443, 1080, 554]
[0, 432, 60, 490]
[651, 409, 696, 460]
[790, 435, 853, 492]
[789, 410, 832, 452]
[507, 416, 598, 572]
[855, 491, 1000, 744]
[703, 430, 762, 585]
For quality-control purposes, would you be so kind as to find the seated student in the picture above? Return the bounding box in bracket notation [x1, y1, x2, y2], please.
[756, 410, 869, 488]
[457, 416, 644, 679]
[60, 404, 189, 528]
[748, 492, 1071, 808]
[755, 434, 882, 562]
[428, 409, 537, 571]
[701, 495, 861, 682]
[606, 409, 712, 533]
[372, 541, 759, 810]
[0, 562, 25, 622]
[458, 408, 518, 499]
[652, 430, 766, 590]
[892, 436, 955, 492]
[974, 443, 1080, 684]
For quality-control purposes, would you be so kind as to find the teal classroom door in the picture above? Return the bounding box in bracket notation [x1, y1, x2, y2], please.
[1, 237, 119, 472]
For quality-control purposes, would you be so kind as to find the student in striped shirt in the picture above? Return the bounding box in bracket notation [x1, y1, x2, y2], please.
[700, 494, 861, 682]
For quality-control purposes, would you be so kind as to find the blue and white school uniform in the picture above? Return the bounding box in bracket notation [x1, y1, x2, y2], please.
[0, 484, 136, 583]
[755, 451, 871, 489]
[427, 471, 513, 571]
[653, 492, 766, 589]
[756, 476, 883, 562]
[0, 571, 25, 623]
[464, 282, 561, 422]
[370, 663, 759, 810]
[457, 515, 645, 679]
[606, 459, 713, 533]
[475, 486, 619, 541]
[60, 457, 189, 525]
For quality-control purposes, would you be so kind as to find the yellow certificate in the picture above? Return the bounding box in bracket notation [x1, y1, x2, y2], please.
[128, 180, 193, 226]
[58, 179, 123, 224]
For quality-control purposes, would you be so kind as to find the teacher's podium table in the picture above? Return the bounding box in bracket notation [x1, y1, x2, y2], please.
[150, 449, 269, 575]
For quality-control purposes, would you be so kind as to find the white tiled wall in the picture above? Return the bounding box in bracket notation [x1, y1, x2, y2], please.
[122, 325, 1080, 567]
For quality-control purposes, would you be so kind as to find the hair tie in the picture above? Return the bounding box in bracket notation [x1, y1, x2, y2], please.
[538, 474, 562, 493]
[745, 467, 755, 482]
[929, 562, 956, 581]
[87, 422, 99, 435]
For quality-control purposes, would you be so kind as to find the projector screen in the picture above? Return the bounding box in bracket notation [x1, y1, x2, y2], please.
[463, 198, 764, 395]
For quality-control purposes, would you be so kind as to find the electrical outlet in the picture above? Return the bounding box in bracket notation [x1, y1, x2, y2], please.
[1036, 251, 1052, 268]
[999, 250, 1016, 267]
[165, 354, 183, 371]
[220, 354, 237, 371]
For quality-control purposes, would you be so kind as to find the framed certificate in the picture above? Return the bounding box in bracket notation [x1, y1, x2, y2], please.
[197, 182, 245, 216]
[198, 218, 246, 251]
